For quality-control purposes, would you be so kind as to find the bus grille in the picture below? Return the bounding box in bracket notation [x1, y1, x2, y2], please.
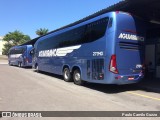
[119, 42, 143, 50]
[91, 59, 104, 80]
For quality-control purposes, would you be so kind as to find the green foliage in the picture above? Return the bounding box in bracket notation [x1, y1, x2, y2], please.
[2, 43, 12, 55]
[36, 28, 49, 36]
[2, 30, 31, 55]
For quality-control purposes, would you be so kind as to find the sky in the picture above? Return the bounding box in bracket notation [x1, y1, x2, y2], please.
[0, 0, 121, 39]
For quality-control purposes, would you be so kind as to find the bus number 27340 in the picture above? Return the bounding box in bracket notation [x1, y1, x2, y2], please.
[93, 51, 103, 56]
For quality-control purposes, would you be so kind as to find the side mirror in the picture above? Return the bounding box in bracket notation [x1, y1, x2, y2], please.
[30, 48, 34, 55]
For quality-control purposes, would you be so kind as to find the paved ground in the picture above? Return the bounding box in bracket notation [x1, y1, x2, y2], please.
[0, 59, 160, 120]
[0, 55, 7, 60]
[0, 60, 8, 64]
[0, 55, 8, 64]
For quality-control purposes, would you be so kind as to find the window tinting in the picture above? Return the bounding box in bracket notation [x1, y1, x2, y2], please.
[38, 17, 109, 50]
[84, 17, 108, 43]
[57, 26, 86, 48]
[9, 47, 26, 54]
[108, 17, 113, 28]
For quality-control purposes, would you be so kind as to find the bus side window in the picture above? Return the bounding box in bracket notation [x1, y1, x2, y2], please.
[84, 17, 109, 43]
[30, 48, 34, 55]
[57, 26, 85, 48]
[108, 17, 113, 28]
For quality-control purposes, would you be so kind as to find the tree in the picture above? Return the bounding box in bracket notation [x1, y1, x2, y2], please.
[2, 30, 31, 55]
[36, 28, 49, 36]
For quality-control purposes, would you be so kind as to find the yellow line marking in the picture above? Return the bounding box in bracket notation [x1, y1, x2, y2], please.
[127, 91, 160, 101]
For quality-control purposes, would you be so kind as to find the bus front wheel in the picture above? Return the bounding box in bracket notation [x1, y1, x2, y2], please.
[73, 69, 84, 85]
[63, 68, 72, 82]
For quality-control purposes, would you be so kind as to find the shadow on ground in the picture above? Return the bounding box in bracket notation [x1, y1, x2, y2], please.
[34, 70, 160, 94]
[9, 65, 32, 69]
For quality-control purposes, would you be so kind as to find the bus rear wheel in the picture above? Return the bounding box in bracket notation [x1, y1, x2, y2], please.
[63, 68, 72, 82]
[73, 69, 84, 85]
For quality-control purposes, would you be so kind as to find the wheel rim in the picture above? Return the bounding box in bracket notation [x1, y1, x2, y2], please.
[74, 72, 80, 81]
[64, 69, 69, 80]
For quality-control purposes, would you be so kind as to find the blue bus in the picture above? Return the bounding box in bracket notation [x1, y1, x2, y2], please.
[32, 11, 145, 85]
[8, 45, 33, 67]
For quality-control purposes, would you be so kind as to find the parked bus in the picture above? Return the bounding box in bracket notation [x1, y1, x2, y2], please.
[8, 45, 33, 67]
[32, 11, 145, 85]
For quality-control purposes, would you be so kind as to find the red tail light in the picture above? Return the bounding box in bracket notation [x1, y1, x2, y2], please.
[116, 11, 120, 14]
[109, 55, 118, 74]
[25, 58, 29, 63]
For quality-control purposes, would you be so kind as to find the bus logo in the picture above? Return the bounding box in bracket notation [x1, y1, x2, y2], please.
[118, 33, 144, 41]
[136, 64, 142, 69]
[38, 45, 81, 57]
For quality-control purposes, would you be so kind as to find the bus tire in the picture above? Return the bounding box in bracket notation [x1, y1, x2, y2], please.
[63, 68, 72, 82]
[73, 69, 84, 85]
